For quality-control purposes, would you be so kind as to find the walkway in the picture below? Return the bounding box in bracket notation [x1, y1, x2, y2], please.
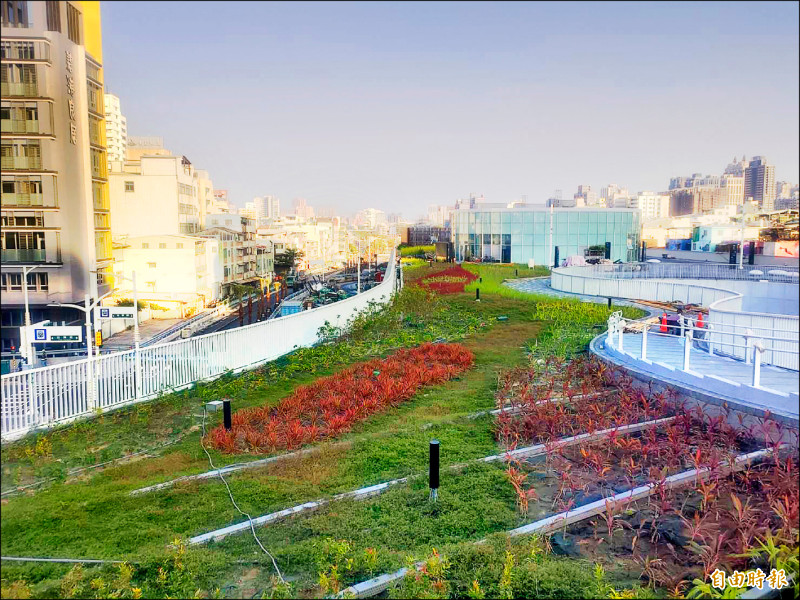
[504, 277, 654, 311]
[598, 331, 799, 423]
[620, 332, 798, 397]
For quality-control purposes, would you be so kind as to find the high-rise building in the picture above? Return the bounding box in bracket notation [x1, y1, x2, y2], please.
[744, 156, 776, 211]
[724, 156, 748, 177]
[632, 192, 670, 221]
[574, 185, 597, 207]
[103, 92, 126, 162]
[720, 173, 744, 207]
[292, 197, 314, 220]
[775, 181, 794, 200]
[1, 1, 112, 354]
[600, 184, 629, 208]
[266, 196, 280, 219]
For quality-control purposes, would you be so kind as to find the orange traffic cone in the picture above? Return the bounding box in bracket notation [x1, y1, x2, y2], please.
[660, 313, 668, 333]
[697, 313, 704, 328]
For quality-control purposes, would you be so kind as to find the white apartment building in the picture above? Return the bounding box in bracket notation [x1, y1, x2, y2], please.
[633, 191, 670, 221]
[109, 154, 201, 239]
[112, 234, 222, 310]
[103, 92, 126, 162]
[1, 1, 112, 354]
[721, 174, 744, 207]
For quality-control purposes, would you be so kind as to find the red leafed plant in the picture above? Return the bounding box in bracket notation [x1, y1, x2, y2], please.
[415, 266, 478, 295]
[207, 343, 474, 453]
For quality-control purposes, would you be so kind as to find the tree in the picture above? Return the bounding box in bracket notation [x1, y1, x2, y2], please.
[275, 248, 305, 272]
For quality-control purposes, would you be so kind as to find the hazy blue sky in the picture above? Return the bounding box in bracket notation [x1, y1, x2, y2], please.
[101, 1, 799, 217]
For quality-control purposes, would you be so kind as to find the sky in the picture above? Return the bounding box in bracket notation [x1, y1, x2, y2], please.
[101, 1, 799, 218]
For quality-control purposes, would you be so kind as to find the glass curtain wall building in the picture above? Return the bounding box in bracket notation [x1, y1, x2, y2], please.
[452, 207, 642, 264]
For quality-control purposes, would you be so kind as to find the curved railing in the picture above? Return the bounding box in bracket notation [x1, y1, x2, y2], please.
[551, 262, 799, 370]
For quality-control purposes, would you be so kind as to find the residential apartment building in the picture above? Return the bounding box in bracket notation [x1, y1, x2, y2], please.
[109, 153, 201, 239]
[199, 213, 261, 292]
[1, 0, 112, 354]
[574, 185, 597, 207]
[112, 234, 222, 311]
[103, 92, 125, 162]
[633, 192, 670, 221]
[744, 156, 776, 211]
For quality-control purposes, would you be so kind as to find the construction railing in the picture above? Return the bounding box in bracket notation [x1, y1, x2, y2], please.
[1, 252, 400, 441]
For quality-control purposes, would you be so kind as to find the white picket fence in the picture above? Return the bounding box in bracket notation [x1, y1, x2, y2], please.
[1, 252, 400, 441]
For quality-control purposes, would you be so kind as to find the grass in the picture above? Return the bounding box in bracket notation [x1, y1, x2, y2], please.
[399, 245, 435, 257]
[1, 263, 648, 599]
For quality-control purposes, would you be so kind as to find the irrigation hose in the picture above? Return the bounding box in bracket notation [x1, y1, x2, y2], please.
[199, 407, 287, 585]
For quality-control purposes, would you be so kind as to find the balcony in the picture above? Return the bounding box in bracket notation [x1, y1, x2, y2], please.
[1, 193, 54, 208]
[0, 40, 51, 62]
[1, 82, 39, 98]
[1, 248, 45, 262]
[1, 155, 42, 170]
[1, 119, 43, 135]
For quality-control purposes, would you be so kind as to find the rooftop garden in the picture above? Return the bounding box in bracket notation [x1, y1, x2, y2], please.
[1, 262, 795, 599]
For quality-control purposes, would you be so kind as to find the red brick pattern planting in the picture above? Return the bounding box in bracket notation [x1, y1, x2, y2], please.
[208, 343, 475, 453]
[415, 266, 478, 294]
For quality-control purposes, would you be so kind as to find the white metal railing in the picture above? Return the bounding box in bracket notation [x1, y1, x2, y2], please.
[1, 252, 400, 441]
[577, 262, 800, 283]
[606, 311, 799, 391]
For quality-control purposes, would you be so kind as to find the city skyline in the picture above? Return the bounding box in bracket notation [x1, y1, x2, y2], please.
[101, 1, 799, 214]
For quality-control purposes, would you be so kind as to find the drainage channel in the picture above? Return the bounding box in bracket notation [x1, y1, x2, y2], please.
[188, 416, 675, 545]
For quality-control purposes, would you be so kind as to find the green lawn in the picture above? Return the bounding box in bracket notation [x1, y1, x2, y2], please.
[1, 264, 648, 599]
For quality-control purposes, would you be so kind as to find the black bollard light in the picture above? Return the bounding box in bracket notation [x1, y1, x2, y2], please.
[429, 439, 440, 502]
[608, 297, 612, 309]
[605, 241, 612, 260]
[475, 288, 480, 302]
[479, 277, 482, 283]
[223, 399, 232, 431]
[748, 241, 756, 265]
[515, 268, 518, 276]
[553, 246, 560, 268]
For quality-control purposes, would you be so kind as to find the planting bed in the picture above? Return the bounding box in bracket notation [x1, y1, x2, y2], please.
[495, 355, 800, 595]
[415, 265, 478, 294]
[207, 343, 474, 454]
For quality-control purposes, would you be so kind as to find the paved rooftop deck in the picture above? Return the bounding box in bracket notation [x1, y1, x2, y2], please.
[600, 332, 799, 422]
[621, 332, 799, 397]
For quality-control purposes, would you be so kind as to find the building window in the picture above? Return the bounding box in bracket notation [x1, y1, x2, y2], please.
[141, 243, 149, 249]
[66, 2, 81, 44]
[1, 1, 28, 27]
[46, 0, 61, 31]
[26, 272, 48, 291]
[147, 262, 156, 269]
[1, 272, 22, 291]
[124, 181, 134, 192]
[158, 243, 166, 249]
[176, 243, 183, 249]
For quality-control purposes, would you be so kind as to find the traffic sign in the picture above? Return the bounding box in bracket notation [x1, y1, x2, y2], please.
[25, 323, 84, 344]
[95, 306, 136, 320]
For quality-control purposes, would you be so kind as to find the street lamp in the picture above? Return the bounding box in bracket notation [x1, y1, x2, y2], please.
[48, 288, 115, 410]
